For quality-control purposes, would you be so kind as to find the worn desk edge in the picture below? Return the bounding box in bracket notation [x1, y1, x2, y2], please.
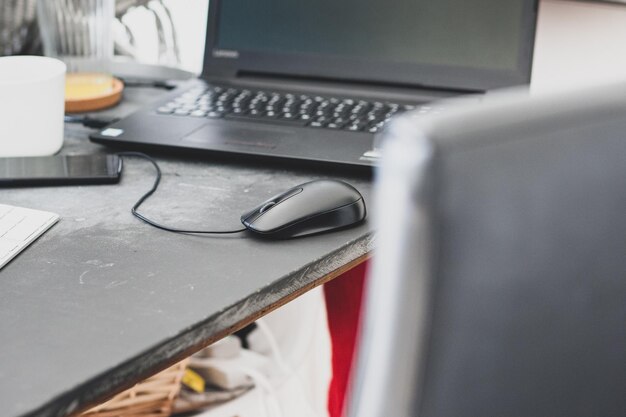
[25, 232, 375, 417]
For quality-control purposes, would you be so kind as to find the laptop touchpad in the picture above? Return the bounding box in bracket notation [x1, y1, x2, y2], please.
[182, 121, 295, 150]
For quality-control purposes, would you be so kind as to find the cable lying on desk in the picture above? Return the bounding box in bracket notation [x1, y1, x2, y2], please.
[64, 115, 120, 129]
[117, 152, 247, 235]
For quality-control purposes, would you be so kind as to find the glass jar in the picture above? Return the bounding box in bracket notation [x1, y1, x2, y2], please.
[37, 0, 115, 100]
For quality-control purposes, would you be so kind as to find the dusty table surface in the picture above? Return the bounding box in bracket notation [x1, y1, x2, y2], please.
[0, 84, 374, 417]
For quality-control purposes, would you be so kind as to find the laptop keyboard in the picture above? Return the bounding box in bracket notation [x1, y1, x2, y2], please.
[156, 85, 430, 133]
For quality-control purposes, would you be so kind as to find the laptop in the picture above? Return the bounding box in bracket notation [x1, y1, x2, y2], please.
[91, 0, 538, 168]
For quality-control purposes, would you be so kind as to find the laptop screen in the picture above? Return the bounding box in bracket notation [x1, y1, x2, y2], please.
[205, 0, 537, 92]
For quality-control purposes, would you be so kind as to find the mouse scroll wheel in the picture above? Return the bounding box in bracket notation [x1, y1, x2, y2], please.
[259, 201, 277, 213]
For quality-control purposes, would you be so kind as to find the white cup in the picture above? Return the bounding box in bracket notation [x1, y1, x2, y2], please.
[0, 56, 66, 157]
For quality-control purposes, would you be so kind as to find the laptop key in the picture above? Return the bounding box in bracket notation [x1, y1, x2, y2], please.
[224, 114, 307, 127]
[157, 106, 174, 114]
[345, 122, 367, 131]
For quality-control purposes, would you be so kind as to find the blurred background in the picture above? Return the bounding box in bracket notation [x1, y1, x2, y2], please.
[0, 0, 208, 74]
[2, 0, 626, 88]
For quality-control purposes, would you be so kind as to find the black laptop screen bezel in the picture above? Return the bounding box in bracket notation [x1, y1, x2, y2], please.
[202, 0, 538, 92]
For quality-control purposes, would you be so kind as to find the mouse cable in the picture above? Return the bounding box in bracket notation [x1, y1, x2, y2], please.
[117, 151, 247, 235]
[64, 114, 120, 129]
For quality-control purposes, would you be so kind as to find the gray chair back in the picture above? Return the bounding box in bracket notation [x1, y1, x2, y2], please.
[349, 86, 626, 417]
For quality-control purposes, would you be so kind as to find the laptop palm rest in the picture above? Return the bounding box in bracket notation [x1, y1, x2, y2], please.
[182, 121, 295, 151]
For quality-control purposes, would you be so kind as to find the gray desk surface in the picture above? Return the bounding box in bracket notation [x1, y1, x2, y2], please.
[0, 84, 374, 417]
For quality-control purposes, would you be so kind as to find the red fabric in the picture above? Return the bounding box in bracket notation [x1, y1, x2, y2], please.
[323, 260, 368, 417]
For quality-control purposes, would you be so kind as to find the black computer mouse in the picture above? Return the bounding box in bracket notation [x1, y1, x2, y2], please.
[241, 179, 366, 239]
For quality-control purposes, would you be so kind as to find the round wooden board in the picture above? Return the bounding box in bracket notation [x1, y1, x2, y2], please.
[65, 78, 124, 113]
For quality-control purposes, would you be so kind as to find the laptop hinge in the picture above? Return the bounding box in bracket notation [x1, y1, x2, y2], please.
[204, 71, 480, 103]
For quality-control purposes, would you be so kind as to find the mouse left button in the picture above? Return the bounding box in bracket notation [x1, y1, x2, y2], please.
[273, 187, 304, 204]
[241, 187, 303, 226]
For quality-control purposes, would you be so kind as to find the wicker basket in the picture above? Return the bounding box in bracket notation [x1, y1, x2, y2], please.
[80, 359, 189, 417]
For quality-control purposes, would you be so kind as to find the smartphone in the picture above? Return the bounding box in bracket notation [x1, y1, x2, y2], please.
[0, 154, 122, 186]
